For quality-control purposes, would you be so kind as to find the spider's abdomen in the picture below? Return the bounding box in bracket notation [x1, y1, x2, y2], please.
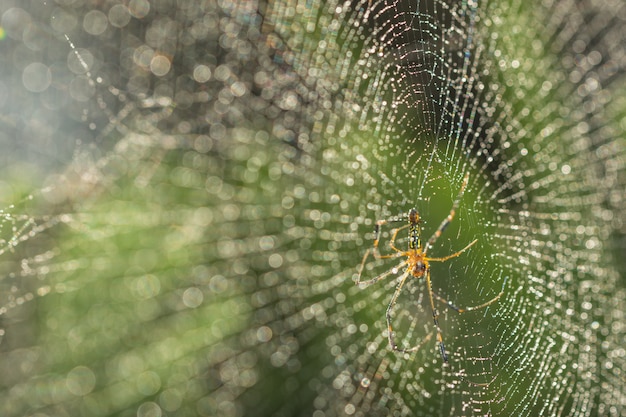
[408, 208, 421, 250]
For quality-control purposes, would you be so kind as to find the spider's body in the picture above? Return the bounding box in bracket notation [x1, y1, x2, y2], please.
[407, 208, 435, 281]
[407, 208, 421, 250]
[356, 173, 504, 363]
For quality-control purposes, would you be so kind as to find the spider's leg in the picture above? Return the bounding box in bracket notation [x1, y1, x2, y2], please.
[357, 245, 403, 279]
[426, 239, 477, 262]
[423, 172, 470, 256]
[386, 268, 410, 351]
[388, 224, 410, 252]
[371, 219, 407, 258]
[385, 268, 433, 353]
[432, 277, 508, 313]
[425, 266, 448, 362]
[356, 259, 406, 287]
[375, 218, 409, 255]
[431, 290, 464, 313]
[356, 219, 408, 284]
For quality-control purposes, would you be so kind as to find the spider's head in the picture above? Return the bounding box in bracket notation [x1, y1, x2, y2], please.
[408, 208, 420, 224]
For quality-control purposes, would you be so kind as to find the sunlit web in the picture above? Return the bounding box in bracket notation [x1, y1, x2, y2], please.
[0, 0, 625, 416]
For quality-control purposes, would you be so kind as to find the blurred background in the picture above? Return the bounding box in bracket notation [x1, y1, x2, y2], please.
[0, 0, 624, 416]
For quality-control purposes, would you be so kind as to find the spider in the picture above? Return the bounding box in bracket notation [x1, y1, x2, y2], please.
[356, 173, 505, 362]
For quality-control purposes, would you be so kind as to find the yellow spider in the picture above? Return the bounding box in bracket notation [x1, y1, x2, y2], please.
[356, 173, 505, 362]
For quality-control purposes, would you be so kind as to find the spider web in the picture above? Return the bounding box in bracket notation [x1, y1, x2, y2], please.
[0, 0, 625, 416]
